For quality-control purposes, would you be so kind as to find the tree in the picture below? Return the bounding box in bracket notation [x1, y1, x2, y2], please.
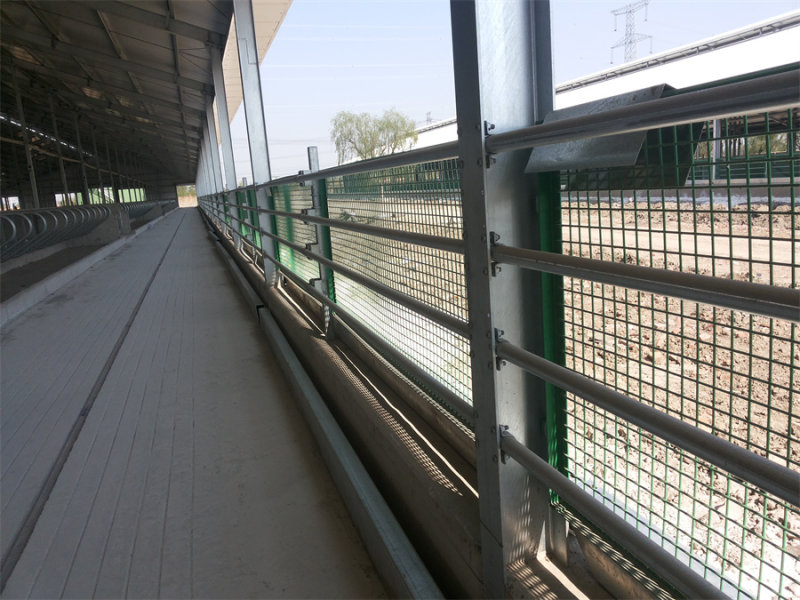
[330, 109, 418, 164]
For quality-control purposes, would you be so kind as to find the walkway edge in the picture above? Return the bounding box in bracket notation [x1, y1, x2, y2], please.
[208, 230, 443, 600]
[0, 213, 170, 328]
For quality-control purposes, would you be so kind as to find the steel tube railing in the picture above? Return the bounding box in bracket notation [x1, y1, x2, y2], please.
[485, 69, 799, 155]
[268, 141, 459, 188]
[499, 432, 728, 600]
[218, 207, 470, 337]
[253, 242, 475, 425]
[247, 206, 464, 254]
[492, 245, 800, 323]
[495, 339, 800, 506]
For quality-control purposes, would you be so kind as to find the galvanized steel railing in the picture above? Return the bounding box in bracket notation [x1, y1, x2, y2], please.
[0, 205, 111, 261]
[199, 66, 800, 599]
[0, 200, 175, 262]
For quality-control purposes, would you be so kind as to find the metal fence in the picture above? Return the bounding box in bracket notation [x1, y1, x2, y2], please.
[558, 106, 799, 599]
[198, 66, 799, 599]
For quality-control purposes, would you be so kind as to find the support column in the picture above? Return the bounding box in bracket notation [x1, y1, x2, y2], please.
[90, 127, 106, 202]
[233, 0, 276, 282]
[114, 146, 125, 202]
[450, 1, 555, 595]
[211, 46, 238, 190]
[13, 76, 40, 209]
[104, 136, 121, 203]
[73, 115, 91, 205]
[211, 44, 241, 243]
[205, 103, 224, 193]
[307, 146, 335, 332]
[49, 98, 72, 207]
[132, 154, 142, 202]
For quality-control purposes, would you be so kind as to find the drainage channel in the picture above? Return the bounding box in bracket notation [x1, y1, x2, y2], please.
[0, 212, 186, 591]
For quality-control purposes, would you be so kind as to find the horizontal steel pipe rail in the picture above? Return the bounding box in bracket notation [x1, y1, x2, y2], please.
[495, 340, 800, 506]
[492, 245, 800, 322]
[486, 69, 800, 155]
[268, 141, 459, 187]
[241, 205, 465, 254]
[202, 196, 475, 423]
[250, 218, 471, 338]
[499, 432, 727, 600]
[259, 245, 475, 425]
[206, 201, 469, 336]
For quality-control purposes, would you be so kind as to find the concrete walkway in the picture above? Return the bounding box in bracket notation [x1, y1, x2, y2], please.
[1, 208, 386, 598]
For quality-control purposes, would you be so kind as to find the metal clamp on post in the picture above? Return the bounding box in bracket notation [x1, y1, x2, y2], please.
[499, 425, 511, 463]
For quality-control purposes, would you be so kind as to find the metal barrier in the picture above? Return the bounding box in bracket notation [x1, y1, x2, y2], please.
[0, 200, 177, 262]
[199, 66, 799, 599]
[0, 205, 110, 262]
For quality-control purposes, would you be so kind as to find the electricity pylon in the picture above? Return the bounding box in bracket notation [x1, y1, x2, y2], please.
[611, 0, 653, 63]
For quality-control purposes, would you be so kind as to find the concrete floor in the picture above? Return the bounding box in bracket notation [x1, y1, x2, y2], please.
[1, 208, 387, 598]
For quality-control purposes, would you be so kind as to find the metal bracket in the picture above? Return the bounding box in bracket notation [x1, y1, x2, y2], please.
[489, 231, 501, 245]
[494, 329, 507, 370]
[499, 425, 511, 463]
[484, 123, 497, 168]
[491, 261, 502, 277]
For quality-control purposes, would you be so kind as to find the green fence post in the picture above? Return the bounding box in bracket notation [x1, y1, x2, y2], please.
[247, 188, 260, 248]
[281, 185, 296, 271]
[236, 190, 248, 241]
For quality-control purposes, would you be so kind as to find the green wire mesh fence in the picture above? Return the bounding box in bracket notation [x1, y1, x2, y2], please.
[199, 101, 797, 599]
[271, 183, 320, 284]
[325, 160, 472, 403]
[560, 107, 799, 599]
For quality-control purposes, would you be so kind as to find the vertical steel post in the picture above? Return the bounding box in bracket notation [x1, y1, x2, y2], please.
[115, 147, 125, 202]
[205, 103, 224, 193]
[211, 44, 241, 244]
[13, 77, 40, 209]
[450, 1, 554, 594]
[90, 127, 106, 202]
[210, 46, 238, 190]
[133, 155, 145, 202]
[73, 115, 91, 205]
[200, 133, 214, 201]
[197, 139, 206, 198]
[49, 97, 71, 207]
[104, 136, 120, 203]
[306, 146, 336, 331]
[528, 0, 569, 567]
[127, 152, 138, 202]
[233, 0, 276, 282]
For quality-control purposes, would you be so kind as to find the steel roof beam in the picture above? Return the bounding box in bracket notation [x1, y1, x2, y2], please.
[2, 28, 212, 93]
[76, 1, 227, 44]
[12, 87, 202, 146]
[2, 58, 205, 115]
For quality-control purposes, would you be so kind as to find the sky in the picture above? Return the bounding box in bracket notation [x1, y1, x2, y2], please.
[226, 0, 800, 181]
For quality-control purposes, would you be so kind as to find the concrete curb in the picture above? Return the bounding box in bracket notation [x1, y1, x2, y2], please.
[0, 213, 170, 328]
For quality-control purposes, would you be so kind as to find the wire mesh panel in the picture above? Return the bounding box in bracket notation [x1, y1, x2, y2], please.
[271, 183, 320, 284]
[560, 108, 799, 598]
[326, 159, 472, 404]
